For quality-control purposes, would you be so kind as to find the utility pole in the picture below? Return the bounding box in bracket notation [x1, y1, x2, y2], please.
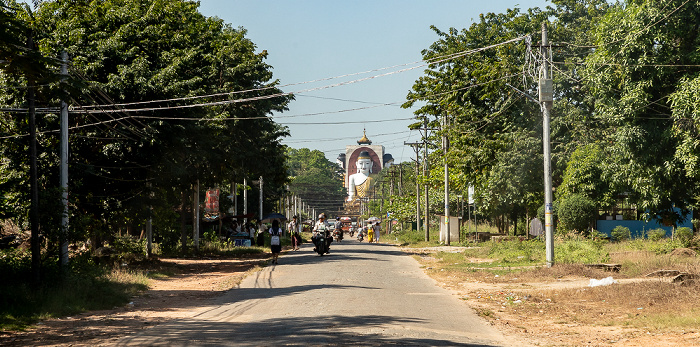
[420, 118, 434, 241]
[243, 178, 248, 224]
[405, 142, 422, 232]
[27, 30, 40, 284]
[443, 113, 450, 246]
[233, 182, 238, 216]
[540, 22, 554, 267]
[146, 183, 153, 258]
[259, 176, 264, 221]
[193, 180, 200, 251]
[59, 51, 69, 268]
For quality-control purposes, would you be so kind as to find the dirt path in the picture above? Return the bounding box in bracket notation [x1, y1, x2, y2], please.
[0, 256, 267, 347]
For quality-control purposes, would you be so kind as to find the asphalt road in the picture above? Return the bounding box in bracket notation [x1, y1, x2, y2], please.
[115, 238, 514, 346]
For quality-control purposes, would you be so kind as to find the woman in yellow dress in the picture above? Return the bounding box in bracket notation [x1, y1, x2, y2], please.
[367, 223, 375, 243]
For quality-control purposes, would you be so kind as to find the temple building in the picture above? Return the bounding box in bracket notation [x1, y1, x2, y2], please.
[337, 130, 393, 201]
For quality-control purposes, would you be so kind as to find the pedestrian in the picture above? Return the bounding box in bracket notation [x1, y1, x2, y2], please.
[288, 215, 300, 251]
[269, 220, 282, 264]
[374, 222, 381, 243]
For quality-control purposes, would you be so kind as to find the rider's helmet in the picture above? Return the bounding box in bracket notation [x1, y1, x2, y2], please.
[336, 217, 341, 221]
[318, 213, 325, 219]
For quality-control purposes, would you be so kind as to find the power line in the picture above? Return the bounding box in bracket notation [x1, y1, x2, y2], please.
[64, 36, 527, 113]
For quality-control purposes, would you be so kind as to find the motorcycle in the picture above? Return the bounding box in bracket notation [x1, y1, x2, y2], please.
[349, 227, 355, 237]
[333, 229, 343, 242]
[313, 232, 327, 255]
[356, 230, 364, 242]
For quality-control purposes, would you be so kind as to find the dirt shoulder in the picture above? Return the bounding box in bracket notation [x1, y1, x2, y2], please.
[404, 247, 700, 347]
[0, 255, 269, 347]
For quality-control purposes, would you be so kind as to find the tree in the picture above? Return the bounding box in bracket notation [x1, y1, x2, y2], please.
[401, 1, 616, 232]
[1, 0, 292, 258]
[558, 143, 616, 208]
[582, 0, 700, 225]
[286, 148, 344, 216]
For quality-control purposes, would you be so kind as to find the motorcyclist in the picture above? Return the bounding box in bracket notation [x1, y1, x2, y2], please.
[334, 217, 343, 242]
[312, 213, 331, 254]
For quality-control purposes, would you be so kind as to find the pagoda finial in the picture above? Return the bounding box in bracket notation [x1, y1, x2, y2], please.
[357, 128, 372, 145]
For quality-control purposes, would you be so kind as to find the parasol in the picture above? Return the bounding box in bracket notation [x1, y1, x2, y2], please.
[261, 212, 287, 223]
[367, 216, 380, 222]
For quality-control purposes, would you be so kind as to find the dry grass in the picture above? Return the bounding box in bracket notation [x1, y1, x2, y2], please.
[611, 249, 700, 277]
[415, 241, 700, 345]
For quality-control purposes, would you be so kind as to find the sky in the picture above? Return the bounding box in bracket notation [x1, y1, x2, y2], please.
[194, 1, 552, 164]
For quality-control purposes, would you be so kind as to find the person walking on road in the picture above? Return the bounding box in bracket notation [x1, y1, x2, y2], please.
[374, 222, 381, 243]
[269, 220, 282, 264]
[288, 215, 300, 251]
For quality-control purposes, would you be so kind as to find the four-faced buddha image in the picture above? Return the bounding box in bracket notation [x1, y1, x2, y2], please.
[347, 151, 374, 201]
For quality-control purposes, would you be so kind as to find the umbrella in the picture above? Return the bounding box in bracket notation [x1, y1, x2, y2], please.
[340, 216, 352, 222]
[261, 212, 287, 223]
[367, 216, 379, 222]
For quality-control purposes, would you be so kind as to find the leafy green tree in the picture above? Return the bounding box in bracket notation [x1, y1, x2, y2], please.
[1, 0, 292, 254]
[558, 143, 616, 208]
[286, 148, 344, 216]
[404, 1, 611, 231]
[557, 193, 596, 232]
[582, 0, 700, 225]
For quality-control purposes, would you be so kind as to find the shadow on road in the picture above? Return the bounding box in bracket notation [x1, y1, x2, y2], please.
[116, 314, 501, 346]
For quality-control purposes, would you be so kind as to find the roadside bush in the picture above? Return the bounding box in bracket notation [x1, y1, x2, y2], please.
[611, 225, 631, 242]
[111, 235, 146, 255]
[557, 194, 596, 232]
[646, 228, 666, 241]
[557, 239, 610, 264]
[487, 239, 545, 264]
[675, 227, 694, 247]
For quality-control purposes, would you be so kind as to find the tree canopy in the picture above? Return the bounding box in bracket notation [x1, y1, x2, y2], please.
[0, 0, 292, 251]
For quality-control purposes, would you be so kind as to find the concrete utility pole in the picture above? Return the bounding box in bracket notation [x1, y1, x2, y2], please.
[540, 22, 554, 267]
[443, 113, 450, 246]
[421, 118, 432, 241]
[405, 142, 422, 232]
[59, 51, 69, 268]
[243, 178, 248, 224]
[232, 182, 237, 216]
[146, 183, 153, 258]
[193, 180, 200, 251]
[27, 30, 41, 284]
[259, 176, 264, 221]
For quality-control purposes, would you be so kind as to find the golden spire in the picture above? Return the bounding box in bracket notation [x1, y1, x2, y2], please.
[357, 128, 372, 145]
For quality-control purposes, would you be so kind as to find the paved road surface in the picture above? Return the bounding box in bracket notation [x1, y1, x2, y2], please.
[116, 239, 515, 346]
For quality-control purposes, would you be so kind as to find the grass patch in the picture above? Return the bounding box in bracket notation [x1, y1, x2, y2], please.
[0, 250, 148, 331]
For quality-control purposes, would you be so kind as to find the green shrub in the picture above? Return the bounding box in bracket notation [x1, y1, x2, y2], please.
[557, 239, 610, 264]
[646, 228, 666, 241]
[111, 235, 146, 255]
[557, 194, 596, 232]
[611, 225, 631, 242]
[487, 239, 545, 264]
[589, 229, 608, 240]
[675, 227, 694, 247]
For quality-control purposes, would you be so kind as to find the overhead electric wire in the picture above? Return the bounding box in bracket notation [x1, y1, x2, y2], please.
[2, 37, 528, 140]
[68, 36, 528, 114]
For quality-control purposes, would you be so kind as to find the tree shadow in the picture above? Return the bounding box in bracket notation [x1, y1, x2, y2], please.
[117, 314, 502, 346]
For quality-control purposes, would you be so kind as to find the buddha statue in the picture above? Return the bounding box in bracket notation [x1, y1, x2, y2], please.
[347, 151, 374, 201]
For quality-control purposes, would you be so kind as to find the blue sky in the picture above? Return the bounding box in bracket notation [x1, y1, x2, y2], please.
[197, 1, 552, 163]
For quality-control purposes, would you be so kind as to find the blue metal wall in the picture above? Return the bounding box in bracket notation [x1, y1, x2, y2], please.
[596, 211, 694, 239]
